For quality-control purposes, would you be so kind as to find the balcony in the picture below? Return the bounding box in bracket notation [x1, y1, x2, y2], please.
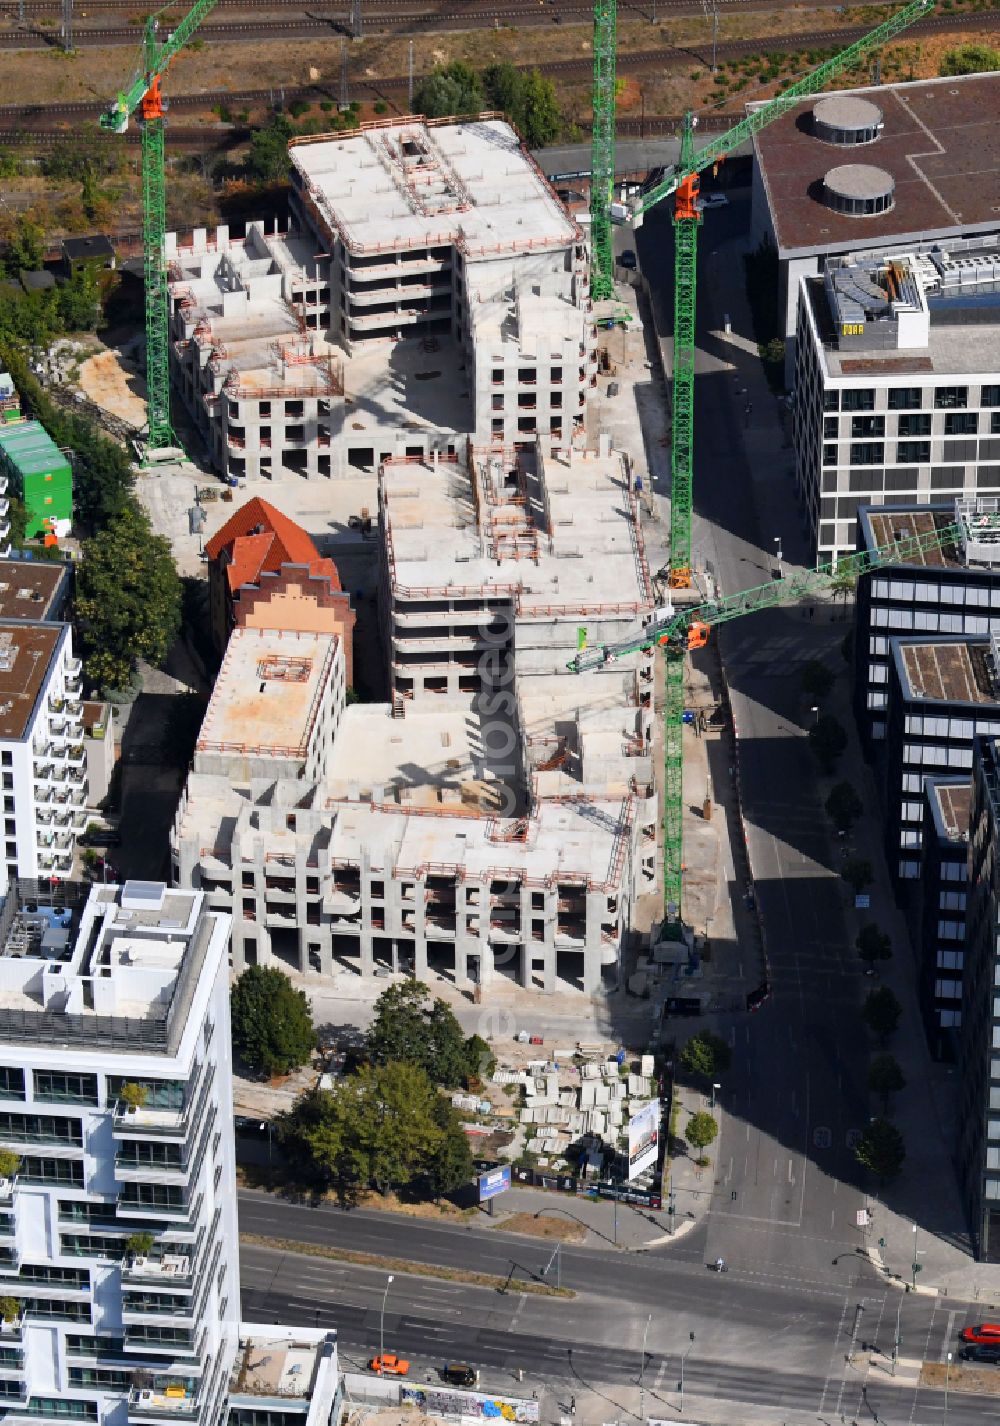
[122, 1253, 193, 1287]
[117, 1193, 194, 1223]
[115, 1155, 189, 1186]
[129, 1385, 200, 1420]
[65, 659, 82, 679]
[66, 745, 85, 768]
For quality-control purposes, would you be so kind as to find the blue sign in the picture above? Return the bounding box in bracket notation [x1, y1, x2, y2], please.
[478, 1165, 511, 1202]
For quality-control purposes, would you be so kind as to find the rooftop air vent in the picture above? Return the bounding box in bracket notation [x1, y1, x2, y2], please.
[813, 95, 884, 147]
[822, 164, 895, 217]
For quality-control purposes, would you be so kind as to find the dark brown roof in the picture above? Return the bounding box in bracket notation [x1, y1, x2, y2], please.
[754, 74, 1000, 255]
[899, 640, 995, 705]
[864, 510, 962, 569]
[928, 779, 972, 843]
[0, 622, 63, 741]
[0, 561, 67, 621]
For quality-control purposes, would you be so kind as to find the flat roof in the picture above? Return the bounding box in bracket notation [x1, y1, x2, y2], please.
[753, 73, 1000, 256]
[896, 638, 996, 706]
[329, 793, 632, 887]
[926, 776, 972, 845]
[382, 447, 651, 613]
[0, 881, 214, 1038]
[0, 621, 63, 741]
[862, 508, 964, 570]
[0, 560, 67, 620]
[197, 628, 338, 759]
[289, 117, 577, 258]
[326, 701, 521, 813]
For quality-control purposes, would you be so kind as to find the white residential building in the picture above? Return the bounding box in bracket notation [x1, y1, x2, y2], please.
[171, 442, 658, 995]
[793, 236, 1000, 562]
[0, 618, 86, 895]
[166, 116, 596, 483]
[0, 879, 239, 1426]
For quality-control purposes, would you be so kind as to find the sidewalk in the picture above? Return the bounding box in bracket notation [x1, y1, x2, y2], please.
[701, 233, 1000, 1301]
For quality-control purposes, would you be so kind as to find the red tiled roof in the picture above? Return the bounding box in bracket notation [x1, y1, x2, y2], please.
[205, 497, 342, 594]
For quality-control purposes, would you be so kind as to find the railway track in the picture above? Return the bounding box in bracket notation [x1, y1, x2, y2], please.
[0, 6, 994, 126]
[0, 112, 733, 146]
[0, 0, 888, 13]
[0, 0, 995, 46]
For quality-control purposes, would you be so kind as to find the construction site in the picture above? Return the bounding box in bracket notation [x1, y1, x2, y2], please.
[171, 432, 660, 996]
[167, 116, 593, 481]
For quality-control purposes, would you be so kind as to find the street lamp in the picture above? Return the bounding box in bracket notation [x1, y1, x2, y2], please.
[639, 1312, 652, 1422]
[810, 705, 819, 726]
[892, 1292, 902, 1376]
[679, 1331, 695, 1412]
[379, 1274, 394, 1372]
[710, 1082, 720, 1110]
[944, 1350, 953, 1426]
[911, 1222, 920, 1290]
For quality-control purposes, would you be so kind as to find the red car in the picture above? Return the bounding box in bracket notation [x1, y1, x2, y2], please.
[961, 1323, 1000, 1345]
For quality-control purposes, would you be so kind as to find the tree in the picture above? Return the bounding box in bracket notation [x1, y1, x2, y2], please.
[856, 923, 892, 970]
[808, 714, 847, 774]
[246, 113, 295, 184]
[519, 68, 561, 147]
[75, 505, 183, 691]
[678, 1030, 731, 1081]
[801, 658, 834, 700]
[828, 565, 856, 606]
[684, 1111, 718, 1164]
[854, 1116, 905, 1184]
[230, 965, 315, 1079]
[56, 266, 101, 333]
[119, 1082, 149, 1111]
[280, 1062, 444, 1201]
[481, 63, 561, 147]
[413, 61, 484, 119]
[3, 219, 43, 277]
[940, 42, 1000, 77]
[862, 985, 901, 1046]
[0, 1150, 18, 1181]
[0, 1297, 20, 1325]
[426, 1095, 474, 1197]
[867, 1053, 906, 1113]
[842, 857, 873, 895]
[825, 781, 863, 834]
[125, 1231, 155, 1257]
[367, 980, 488, 1089]
[464, 1033, 496, 1085]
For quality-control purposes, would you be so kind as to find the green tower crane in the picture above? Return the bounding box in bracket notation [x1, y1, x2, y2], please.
[100, 0, 222, 455]
[589, 0, 935, 927]
[571, 520, 963, 922]
[589, 0, 617, 301]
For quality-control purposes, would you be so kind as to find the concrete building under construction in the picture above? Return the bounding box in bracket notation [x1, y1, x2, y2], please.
[170, 440, 658, 995]
[167, 116, 596, 482]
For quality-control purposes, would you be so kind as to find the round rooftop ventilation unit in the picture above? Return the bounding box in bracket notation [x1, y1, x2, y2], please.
[822, 164, 895, 217]
[813, 95, 884, 146]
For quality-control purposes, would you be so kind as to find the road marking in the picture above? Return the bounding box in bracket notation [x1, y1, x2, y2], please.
[940, 1310, 959, 1361]
[787, 1158, 794, 1185]
[654, 1360, 667, 1389]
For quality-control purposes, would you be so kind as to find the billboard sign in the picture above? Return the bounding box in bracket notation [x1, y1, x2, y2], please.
[478, 1165, 511, 1202]
[627, 1099, 660, 1181]
[402, 1385, 538, 1423]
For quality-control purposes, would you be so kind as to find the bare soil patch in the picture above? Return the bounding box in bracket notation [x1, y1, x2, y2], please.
[920, 1361, 1000, 1397]
[496, 1212, 587, 1243]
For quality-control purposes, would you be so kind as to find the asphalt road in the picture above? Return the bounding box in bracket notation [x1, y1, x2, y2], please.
[238, 1195, 996, 1424]
[632, 183, 892, 1288]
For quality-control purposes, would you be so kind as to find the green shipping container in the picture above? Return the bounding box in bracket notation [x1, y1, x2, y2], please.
[0, 420, 73, 539]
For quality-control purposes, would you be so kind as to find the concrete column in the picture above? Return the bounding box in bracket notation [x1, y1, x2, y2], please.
[358, 929, 374, 976]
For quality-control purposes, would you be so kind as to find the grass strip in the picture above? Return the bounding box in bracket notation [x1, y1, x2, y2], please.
[241, 1231, 576, 1298]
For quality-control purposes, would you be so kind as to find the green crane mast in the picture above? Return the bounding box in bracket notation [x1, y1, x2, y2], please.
[573, 519, 962, 920]
[100, 0, 222, 454]
[598, 0, 934, 927]
[589, 0, 617, 301]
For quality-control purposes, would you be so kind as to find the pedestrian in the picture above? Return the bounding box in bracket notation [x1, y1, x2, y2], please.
[808, 606, 814, 619]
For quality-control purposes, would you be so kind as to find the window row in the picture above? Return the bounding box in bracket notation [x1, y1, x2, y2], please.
[825, 385, 1000, 413]
[871, 579, 1000, 607]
